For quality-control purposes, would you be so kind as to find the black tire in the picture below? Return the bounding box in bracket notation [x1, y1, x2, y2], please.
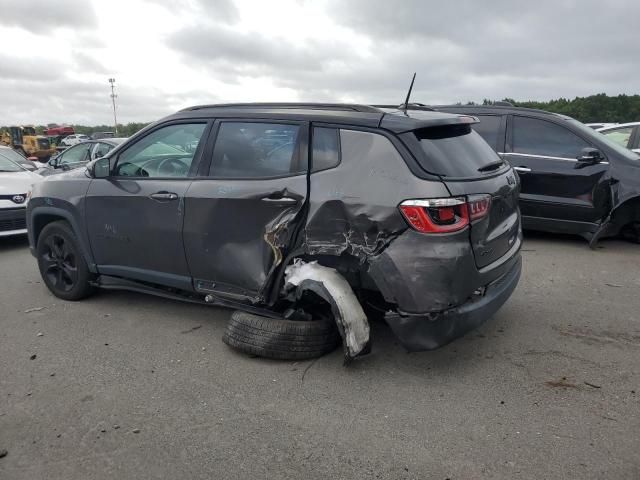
[36, 221, 95, 301]
[223, 311, 341, 360]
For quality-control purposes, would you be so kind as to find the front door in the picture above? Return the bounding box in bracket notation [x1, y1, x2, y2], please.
[183, 120, 308, 301]
[85, 121, 209, 289]
[505, 115, 610, 228]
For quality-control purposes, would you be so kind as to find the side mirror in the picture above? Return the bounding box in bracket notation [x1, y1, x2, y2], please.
[90, 157, 111, 178]
[48, 156, 58, 168]
[577, 147, 603, 164]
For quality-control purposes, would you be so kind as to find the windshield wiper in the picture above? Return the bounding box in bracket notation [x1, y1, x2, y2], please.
[477, 160, 504, 172]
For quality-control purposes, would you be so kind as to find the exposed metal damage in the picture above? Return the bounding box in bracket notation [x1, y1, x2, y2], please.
[285, 260, 370, 361]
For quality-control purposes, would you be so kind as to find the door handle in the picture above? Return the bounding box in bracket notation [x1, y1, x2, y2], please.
[513, 166, 532, 173]
[260, 196, 298, 204]
[150, 191, 179, 201]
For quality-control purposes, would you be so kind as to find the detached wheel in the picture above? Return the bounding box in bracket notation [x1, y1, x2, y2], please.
[37, 221, 95, 301]
[223, 311, 341, 360]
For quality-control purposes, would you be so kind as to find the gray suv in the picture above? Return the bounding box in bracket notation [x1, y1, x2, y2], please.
[27, 103, 522, 361]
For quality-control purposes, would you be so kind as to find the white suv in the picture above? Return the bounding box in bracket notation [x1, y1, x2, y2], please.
[60, 134, 90, 147]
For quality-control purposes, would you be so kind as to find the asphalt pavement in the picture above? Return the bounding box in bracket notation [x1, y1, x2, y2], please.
[0, 233, 638, 479]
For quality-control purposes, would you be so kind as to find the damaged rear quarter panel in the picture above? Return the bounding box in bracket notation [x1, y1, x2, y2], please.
[304, 128, 450, 260]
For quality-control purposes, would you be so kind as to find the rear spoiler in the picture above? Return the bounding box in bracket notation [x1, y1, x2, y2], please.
[380, 113, 479, 133]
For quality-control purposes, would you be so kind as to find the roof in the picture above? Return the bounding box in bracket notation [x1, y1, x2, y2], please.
[170, 102, 476, 133]
[435, 104, 573, 120]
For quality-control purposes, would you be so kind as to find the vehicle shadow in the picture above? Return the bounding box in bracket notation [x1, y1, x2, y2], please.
[0, 234, 30, 253]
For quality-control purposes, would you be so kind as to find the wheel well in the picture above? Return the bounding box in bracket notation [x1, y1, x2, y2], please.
[610, 197, 640, 232]
[32, 214, 68, 245]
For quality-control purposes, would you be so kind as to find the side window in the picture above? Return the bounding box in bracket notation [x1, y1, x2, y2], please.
[602, 127, 633, 148]
[59, 143, 92, 166]
[512, 116, 589, 158]
[209, 122, 302, 178]
[92, 142, 113, 160]
[114, 123, 206, 178]
[312, 127, 340, 172]
[472, 115, 502, 150]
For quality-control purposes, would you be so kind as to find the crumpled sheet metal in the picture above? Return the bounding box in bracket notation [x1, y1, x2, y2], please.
[285, 260, 370, 360]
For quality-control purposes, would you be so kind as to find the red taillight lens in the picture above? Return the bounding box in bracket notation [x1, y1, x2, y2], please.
[467, 194, 492, 221]
[399, 198, 469, 233]
[400, 195, 492, 233]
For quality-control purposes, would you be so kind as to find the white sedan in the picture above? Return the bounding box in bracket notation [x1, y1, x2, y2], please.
[0, 156, 42, 237]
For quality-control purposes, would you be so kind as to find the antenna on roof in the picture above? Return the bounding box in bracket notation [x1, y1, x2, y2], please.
[400, 72, 416, 113]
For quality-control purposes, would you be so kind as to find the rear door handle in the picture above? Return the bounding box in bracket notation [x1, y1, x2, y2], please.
[150, 191, 179, 201]
[513, 166, 532, 173]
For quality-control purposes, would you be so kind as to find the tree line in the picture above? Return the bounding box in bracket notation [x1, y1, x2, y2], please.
[477, 93, 640, 123]
[0, 122, 150, 138]
[4, 94, 640, 135]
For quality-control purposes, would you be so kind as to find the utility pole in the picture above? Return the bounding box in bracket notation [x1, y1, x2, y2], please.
[108, 78, 118, 135]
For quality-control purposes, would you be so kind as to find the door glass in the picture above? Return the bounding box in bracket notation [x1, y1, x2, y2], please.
[209, 122, 302, 178]
[114, 123, 206, 178]
[59, 143, 92, 166]
[92, 142, 114, 160]
[512, 116, 589, 158]
[602, 127, 633, 148]
[473, 115, 501, 150]
[312, 127, 340, 172]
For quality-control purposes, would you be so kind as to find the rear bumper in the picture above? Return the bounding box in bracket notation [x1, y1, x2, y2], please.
[384, 254, 521, 351]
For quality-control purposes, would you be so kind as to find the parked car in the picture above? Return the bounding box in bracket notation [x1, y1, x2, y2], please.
[0, 155, 41, 237]
[437, 105, 640, 245]
[586, 122, 617, 130]
[597, 122, 640, 154]
[60, 134, 90, 146]
[0, 145, 40, 172]
[43, 138, 127, 174]
[91, 131, 115, 140]
[27, 103, 522, 361]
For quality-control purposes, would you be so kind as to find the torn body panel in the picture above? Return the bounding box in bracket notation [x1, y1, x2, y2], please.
[304, 129, 449, 261]
[593, 158, 640, 244]
[285, 260, 370, 360]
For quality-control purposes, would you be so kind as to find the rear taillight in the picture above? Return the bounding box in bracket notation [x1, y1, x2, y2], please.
[399, 195, 491, 233]
[467, 194, 492, 221]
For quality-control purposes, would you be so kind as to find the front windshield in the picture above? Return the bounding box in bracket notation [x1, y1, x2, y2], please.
[0, 155, 24, 172]
[569, 119, 640, 161]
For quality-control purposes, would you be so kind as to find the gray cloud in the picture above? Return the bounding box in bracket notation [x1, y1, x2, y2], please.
[0, 0, 98, 34]
[168, 0, 640, 105]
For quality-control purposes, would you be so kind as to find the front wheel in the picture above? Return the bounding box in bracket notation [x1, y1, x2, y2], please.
[37, 221, 95, 301]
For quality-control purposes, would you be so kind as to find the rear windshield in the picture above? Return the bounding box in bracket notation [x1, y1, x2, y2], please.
[414, 125, 504, 177]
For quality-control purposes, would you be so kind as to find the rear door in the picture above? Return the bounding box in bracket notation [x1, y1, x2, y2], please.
[85, 121, 209, 289]
[183, 120, 308, 301]
[505, 115, 610, 226]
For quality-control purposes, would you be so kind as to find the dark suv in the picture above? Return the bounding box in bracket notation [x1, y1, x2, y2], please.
[27, 103, 522, 361]
[438, 105, 640, 244]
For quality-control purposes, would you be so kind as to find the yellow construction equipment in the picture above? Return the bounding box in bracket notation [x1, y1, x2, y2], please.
[0, 126, 56, 162]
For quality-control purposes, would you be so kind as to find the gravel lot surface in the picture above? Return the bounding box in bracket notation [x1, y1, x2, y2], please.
[1, 233, 638, 479]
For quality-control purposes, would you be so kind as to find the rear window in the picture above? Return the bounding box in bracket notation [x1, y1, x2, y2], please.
[414, 125, 504, 177]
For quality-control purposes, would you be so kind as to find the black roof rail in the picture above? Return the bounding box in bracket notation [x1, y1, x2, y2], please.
[180, 102, 383, 113]
[372, 103, 436, 111]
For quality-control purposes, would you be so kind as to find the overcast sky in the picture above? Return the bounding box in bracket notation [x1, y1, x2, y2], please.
[1, 0, 638, 125]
